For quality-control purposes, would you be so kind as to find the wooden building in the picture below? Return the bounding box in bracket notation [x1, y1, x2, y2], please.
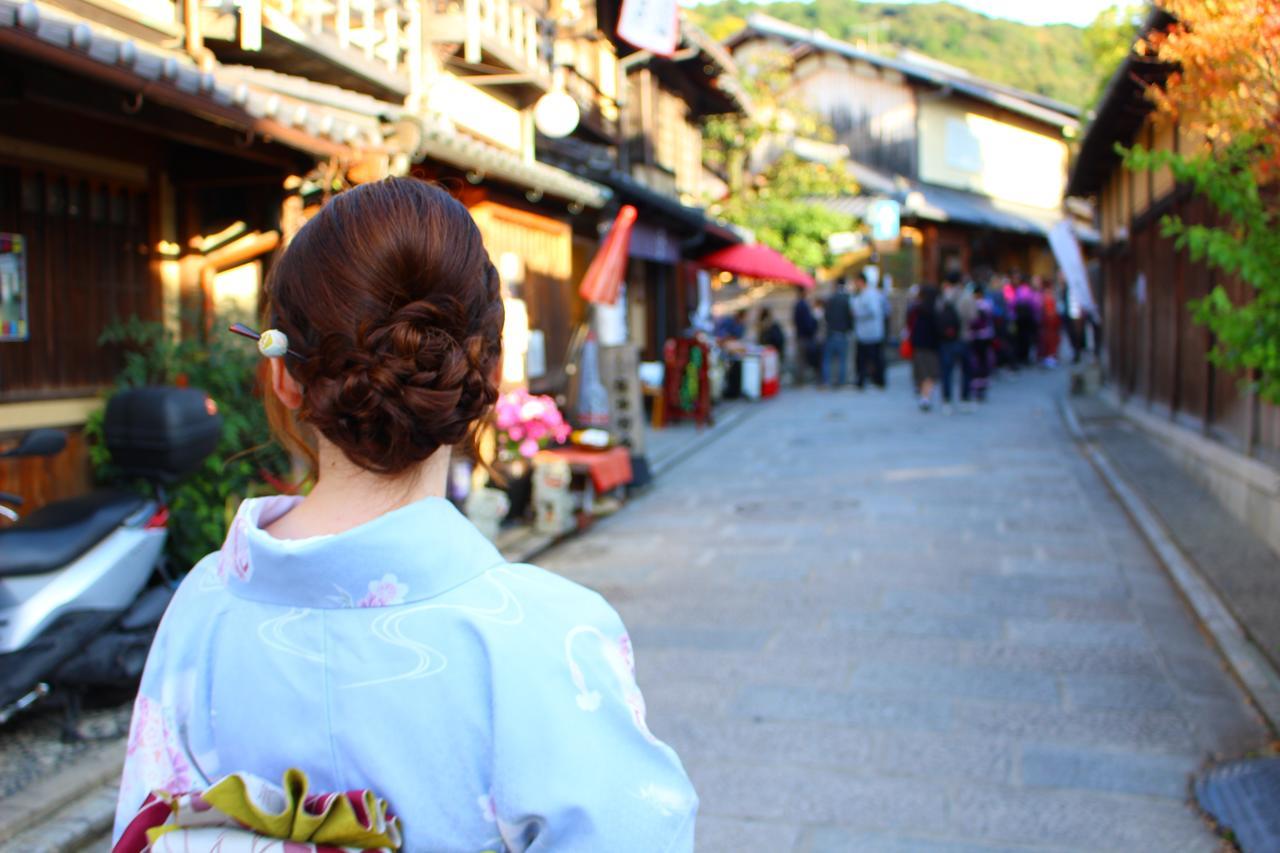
[727, 14, 1091, 284]
[0, 0, 608, 509]
[1067, 9, 1280, 555]
[537, 9, 746, 364]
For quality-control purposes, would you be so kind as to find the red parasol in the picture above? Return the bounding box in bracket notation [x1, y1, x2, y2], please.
[698, 243, 815, 288]
[579, 205, 637, 305]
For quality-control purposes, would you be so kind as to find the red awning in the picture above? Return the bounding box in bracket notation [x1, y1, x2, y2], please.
[699, 243, 815, 288]
[579, 205, 637, 305]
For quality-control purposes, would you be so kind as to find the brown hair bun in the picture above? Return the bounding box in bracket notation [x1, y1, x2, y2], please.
[266, 178, 503, 475]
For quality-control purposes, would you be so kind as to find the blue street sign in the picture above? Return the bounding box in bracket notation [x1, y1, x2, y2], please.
[868, 199, 901, 242]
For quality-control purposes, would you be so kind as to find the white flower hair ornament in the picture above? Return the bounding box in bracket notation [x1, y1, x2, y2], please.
[228, 323, 302, 360]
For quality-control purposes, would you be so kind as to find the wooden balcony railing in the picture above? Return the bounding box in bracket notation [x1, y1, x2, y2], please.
[428, 0, 550, 87]
[202, 0, 422, 98]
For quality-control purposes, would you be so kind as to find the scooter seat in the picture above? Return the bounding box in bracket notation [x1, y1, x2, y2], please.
[0, 490, 147, 577]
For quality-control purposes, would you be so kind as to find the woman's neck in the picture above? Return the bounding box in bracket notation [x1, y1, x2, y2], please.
[265, 440, 451, 540]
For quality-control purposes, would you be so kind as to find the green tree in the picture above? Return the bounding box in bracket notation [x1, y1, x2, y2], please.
[703, 48, 859, 270]
[1124, 0, 1280, 403]
[1081, 4, 1145, 106]
[687, 1, 1100, 109]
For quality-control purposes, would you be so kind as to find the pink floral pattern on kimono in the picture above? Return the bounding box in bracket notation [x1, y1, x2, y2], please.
[126, 695, 192, 795]
[618, 635, 635, 676]
[216, 513, 252, 584]
[357, 574, 409, 608]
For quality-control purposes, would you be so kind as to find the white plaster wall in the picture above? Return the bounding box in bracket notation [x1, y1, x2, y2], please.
[917, 99, 1067, 210]
[792, 57, 916, 150]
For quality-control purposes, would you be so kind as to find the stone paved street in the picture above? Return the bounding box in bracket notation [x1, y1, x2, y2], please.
[543, 366, 1268, 852]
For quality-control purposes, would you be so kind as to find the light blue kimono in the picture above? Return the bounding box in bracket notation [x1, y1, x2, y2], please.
[113, 495, 697, 851]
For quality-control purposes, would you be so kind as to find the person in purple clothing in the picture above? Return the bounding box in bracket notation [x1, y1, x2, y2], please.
[1013, 277, 1041, 367]
[968, 284, 996, 402]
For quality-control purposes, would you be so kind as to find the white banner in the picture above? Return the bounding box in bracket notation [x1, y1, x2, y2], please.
[617, 0, 679, 56]
[1048, 220, 1097, 318]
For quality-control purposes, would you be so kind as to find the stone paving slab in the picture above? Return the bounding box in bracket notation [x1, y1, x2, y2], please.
[540, 366, 1267, 850]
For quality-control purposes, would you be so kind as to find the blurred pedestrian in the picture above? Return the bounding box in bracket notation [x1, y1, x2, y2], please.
[759, 307, 786, 360]
[821, 278, 854, 388]
[938, 271, 974, 414]
[988, 275, 1012, 370]
[909, 284, 942, 411]
[1013, 277, 1040, 367]
[715, 309, 747, 342]
[968, 283, 996, 402]
[792, 287, 820, 383]
[853, 272, 887, 390]
[1038, 275, 1061, 367]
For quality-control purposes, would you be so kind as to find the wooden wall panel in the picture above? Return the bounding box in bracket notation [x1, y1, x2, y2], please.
[1150, 215, 1176, 408]
[0, 164, 155, 402]
[0, 428, 92, 513]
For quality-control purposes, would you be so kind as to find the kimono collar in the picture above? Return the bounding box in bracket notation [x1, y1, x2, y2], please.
[216, 495, 505, 609]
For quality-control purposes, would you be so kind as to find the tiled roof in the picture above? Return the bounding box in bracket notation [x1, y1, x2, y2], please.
[0, 0, 612, 206]
[731, 14, 1080, 131]
[817, 161, 1098, 244]
[0, 0, 390, 157]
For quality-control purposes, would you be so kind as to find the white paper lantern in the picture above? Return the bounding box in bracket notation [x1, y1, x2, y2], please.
[533, 91, 580, 139]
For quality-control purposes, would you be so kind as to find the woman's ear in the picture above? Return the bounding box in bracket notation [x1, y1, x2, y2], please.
[270, 358, 304, 410]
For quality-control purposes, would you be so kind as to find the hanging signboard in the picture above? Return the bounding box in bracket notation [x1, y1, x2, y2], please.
[0, 233, 28, 342]
[617, 0, 679, 57]
[867, 199, 901, 242]
[1048, 220, 1098, 317]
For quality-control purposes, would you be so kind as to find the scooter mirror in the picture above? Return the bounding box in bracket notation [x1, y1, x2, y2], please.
[2, 429, 68, 459]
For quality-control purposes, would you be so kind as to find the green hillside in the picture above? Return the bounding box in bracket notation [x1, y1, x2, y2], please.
[687, 1, 1107, 110]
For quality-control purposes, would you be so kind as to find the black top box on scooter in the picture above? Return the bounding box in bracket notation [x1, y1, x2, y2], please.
[104, 387, 223, 484]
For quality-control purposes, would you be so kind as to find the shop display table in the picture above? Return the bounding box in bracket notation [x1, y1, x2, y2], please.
[535, 446, 633, 494]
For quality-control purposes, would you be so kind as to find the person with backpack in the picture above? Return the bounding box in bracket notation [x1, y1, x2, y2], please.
[937, 271, 973, 414]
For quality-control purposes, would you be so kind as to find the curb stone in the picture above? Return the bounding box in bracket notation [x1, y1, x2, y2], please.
[1059, 395, 1280, 733]
[649, 402, 759, 479]
[0, 782, 118, 852]
[0, 740, 122, 849]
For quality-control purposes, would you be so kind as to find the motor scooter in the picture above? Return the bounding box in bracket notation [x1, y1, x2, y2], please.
[0, 386, 221, 732]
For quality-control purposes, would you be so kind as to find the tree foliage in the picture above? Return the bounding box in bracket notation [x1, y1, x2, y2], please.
[687, 0, 1100, 108]
[1124, 0, 1280, 403]
[86, 315, 294, 568]
[703, 48, 858, 270]
[1081, 4, 1147, 106]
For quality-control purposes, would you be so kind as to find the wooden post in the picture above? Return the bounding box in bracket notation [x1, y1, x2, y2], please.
[383, 7, 398, 69]
[406, 0, 422, 107]
[464, 0, 480, 63]
[337, 0, 350, 49]
[362, 0, 375, 59]
[239, 0, 263, 51]
[1246, 368, 1259, 456]
[497, 0, 510, 53]
[1171, 195, 1184, 419]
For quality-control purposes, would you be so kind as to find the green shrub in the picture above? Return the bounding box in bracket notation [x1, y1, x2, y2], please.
[85, 315, 293, 570]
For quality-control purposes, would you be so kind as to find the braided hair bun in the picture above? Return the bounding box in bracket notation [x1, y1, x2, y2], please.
[265, 178, 503, 475]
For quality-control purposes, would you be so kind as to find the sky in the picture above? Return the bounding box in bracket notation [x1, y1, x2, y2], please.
[884, 0, 1119, 27]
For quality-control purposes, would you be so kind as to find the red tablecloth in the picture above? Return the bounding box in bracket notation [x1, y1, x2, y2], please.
[536, 446, 633, 493]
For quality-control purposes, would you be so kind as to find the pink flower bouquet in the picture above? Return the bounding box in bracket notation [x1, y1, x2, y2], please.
[494, 389, 572, 460]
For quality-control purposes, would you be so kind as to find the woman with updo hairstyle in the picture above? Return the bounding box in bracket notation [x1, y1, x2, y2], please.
[113, 179, 698, 851]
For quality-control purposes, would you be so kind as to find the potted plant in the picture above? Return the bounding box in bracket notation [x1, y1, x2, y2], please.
[492, 389, 571, 521]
